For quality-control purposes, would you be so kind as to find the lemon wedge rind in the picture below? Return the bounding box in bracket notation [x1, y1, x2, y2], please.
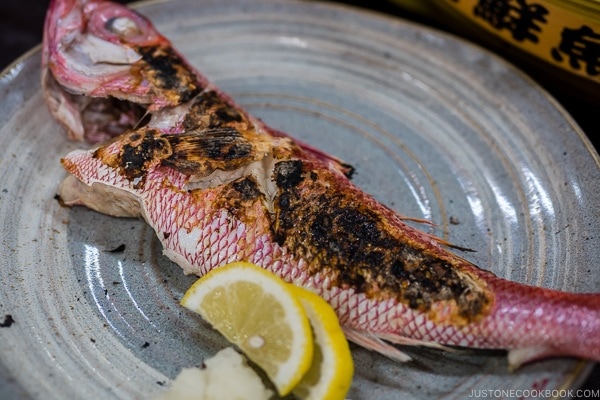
[288, 285, 354, 400]
[180, 261, 314, 396]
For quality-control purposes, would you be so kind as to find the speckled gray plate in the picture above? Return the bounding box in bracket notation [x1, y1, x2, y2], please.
[0, 0, 598, 399]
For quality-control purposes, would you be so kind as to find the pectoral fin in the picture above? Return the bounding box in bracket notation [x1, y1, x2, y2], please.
[343, 328, 412, 363]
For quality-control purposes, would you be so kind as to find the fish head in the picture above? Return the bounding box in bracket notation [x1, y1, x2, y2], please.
[42, 0, 204, 142]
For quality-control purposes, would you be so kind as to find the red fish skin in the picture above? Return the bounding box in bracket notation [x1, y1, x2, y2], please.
[60, 137, 600, 368]
[47, 0, 600, 368]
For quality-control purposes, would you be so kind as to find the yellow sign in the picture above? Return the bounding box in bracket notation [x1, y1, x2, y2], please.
[443, 0, 600, 83]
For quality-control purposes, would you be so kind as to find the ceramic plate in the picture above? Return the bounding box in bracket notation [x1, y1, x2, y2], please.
[1, 0, 598, 398]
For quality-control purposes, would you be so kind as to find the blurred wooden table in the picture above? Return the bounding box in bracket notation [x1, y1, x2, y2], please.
[1, 0, 597, 396]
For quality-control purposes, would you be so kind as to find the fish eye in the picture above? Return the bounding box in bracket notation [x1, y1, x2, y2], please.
[105, 16, 141, 37]
[89, 3, 160, 46]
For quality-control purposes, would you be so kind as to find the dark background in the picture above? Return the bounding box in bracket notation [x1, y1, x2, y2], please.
[1, 0, 598, 395]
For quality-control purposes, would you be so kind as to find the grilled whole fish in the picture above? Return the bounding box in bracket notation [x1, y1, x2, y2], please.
[45, 0, 600, 368]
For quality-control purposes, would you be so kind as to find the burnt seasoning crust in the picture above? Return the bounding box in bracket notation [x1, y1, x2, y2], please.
[271, 160, 493, 326]
[87, 124, 493, 327]
[136, 45, 202, 106]
[92, 126, 275, 187]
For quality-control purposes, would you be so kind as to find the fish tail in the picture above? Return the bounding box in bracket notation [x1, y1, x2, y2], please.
[486, 278, 600, 368]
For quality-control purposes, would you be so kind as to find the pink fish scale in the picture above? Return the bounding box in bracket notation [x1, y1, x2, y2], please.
[251, 239, 278, 273]
[422, 319, 444, 343]
[309, 279, 487, 347]
[276, 253, 303, 283]
[60, 144, 600, 363]
[325, 286, 349, 322]
[465, 328, 485, 347]
[65, 151, 95, 182]
[402, 312, 425, 339]
[78, 153, 127, 189]
[139, 168, 279, 276]
[291, 258, 313, 284]
[406, 314, 471, 346]
[146, 189, 178, 232]
[210, 213, 237, 266]
[356, 297, 376, 328]
[369, 301, 389, 330]
[190, 215, 235, 270]
[325, 289, 397, 333]
[386, 305, 419, 337]
[235, 223, 246, 259]
[269, 254, 287, 278]
[250, 236, 267, 265]
[481, 279, 587, 351]
[333, 291, 350, 324]
[106, 169, 125, 188]
[356, 296, 371, 327]
[376, 299, 398, 329]
[345, 291, 362, 325]
[438, 327, 464, 346]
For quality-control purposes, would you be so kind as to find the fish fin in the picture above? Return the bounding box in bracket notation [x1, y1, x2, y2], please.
[343, 328, 412, 363]
[393, 211, 477, 252]
[397, 216, 435, 225]
[377, 332, 453, 352]
[413, 225, 477, 253]
[412, 226, 476, 252]
[437, 239, 476, 253]
[507, 346, 555, 371]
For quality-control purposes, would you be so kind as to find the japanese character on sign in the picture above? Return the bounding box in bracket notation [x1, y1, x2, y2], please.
[552, 25, 600, 76]
[473, 0, 548, 43]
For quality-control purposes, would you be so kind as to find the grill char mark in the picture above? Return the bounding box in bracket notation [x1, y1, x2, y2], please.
[272, 160, 492, 325]
[94, 127, 260, 187]
[182, 90, 249, 132]
[137, 45, 201, 104]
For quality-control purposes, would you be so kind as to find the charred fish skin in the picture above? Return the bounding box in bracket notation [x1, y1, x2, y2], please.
[48, 0, 600, 368]
[60, 125, 600, 367]
[270, 159, 493, 325]
[42, 0, 354, 177]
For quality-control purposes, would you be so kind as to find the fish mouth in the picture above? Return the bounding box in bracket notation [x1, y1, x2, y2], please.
[43, 67, 149, 143]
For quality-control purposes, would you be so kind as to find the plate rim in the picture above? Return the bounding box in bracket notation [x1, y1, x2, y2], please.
[0, 0, 597, 397]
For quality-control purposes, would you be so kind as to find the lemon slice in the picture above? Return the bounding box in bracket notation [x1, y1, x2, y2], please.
[180, 261, 314, 396]
[289, 285, 354, 400]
